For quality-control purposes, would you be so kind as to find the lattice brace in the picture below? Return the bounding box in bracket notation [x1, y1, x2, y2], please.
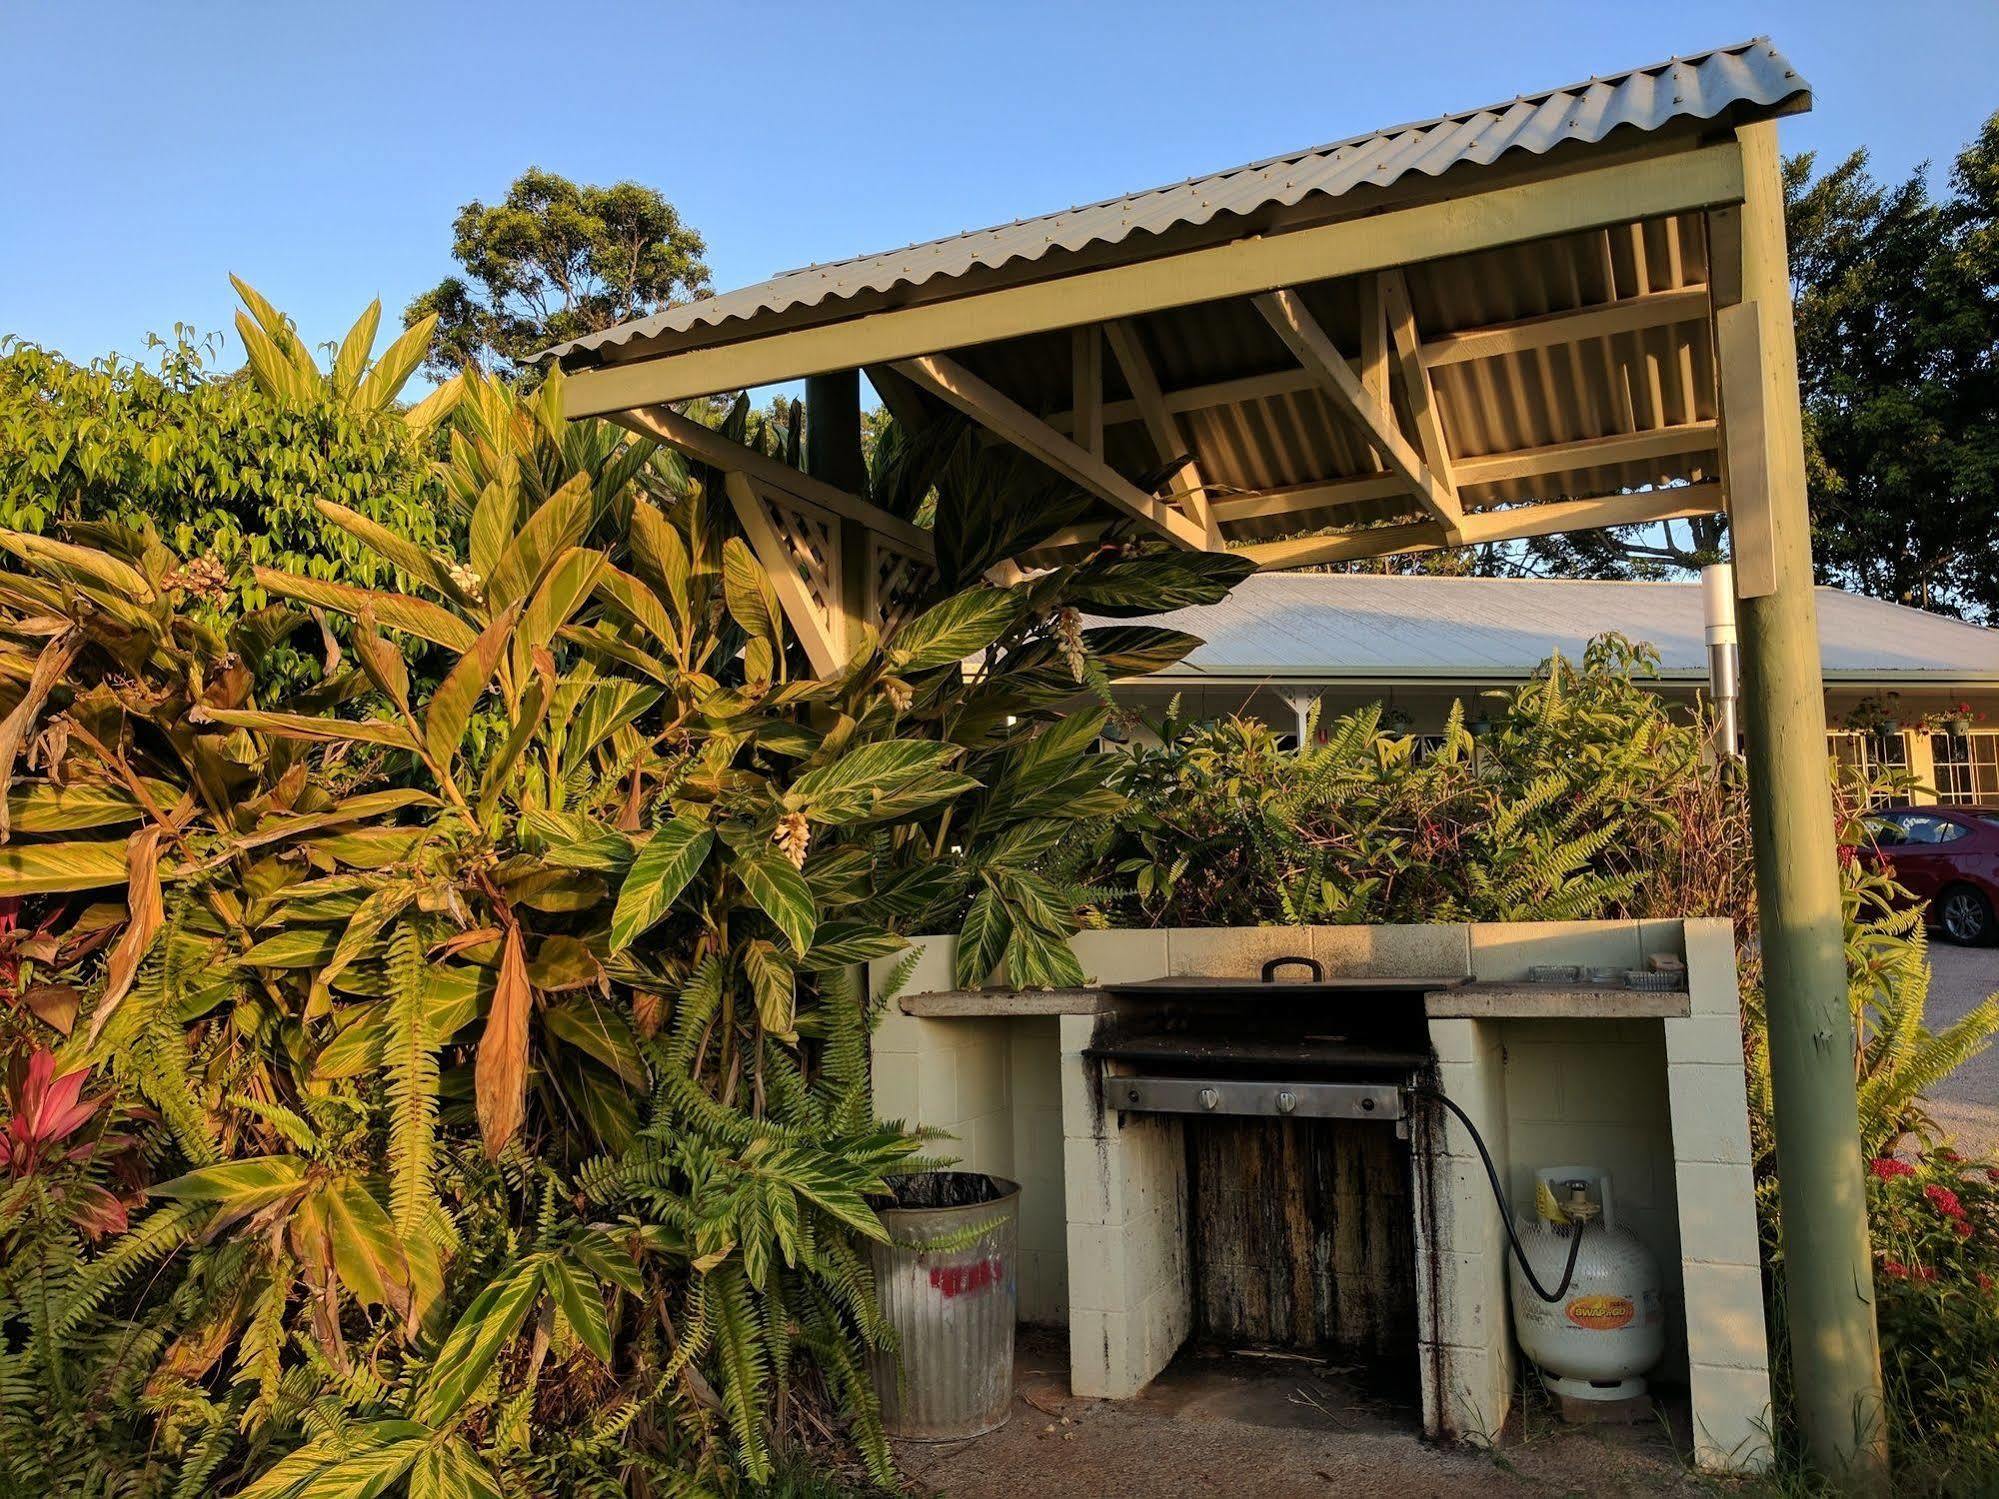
[755, 484, 841, 639]
[869, 534, 935, 636]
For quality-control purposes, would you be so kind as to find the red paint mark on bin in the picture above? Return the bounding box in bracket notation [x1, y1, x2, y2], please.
[929, 1256, 1004, 1298]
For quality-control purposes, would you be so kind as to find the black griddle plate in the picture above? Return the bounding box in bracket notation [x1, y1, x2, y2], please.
[1100, 975, 1465, 999]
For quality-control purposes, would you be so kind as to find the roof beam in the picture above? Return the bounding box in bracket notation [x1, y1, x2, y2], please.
[1453, 421, 1718, 487]
[1103, 320, 1218, 545]
[612, 403, 934, 558]
[1240, 482, 1723, 569]
[1379, 270, 1457, 496]
[561, 142, 1747, 415]
[1419, 285, 1711, 368]
[1210, 474, 1410, 525]
[1253, 287, 1464, 542]
[889, 353, 1210, 550]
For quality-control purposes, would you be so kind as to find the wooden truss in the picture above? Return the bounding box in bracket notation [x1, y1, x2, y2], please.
[573, 128, 1772, 660]
[613, 404, 936, 675]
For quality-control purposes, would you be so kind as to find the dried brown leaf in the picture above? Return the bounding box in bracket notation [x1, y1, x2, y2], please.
[87, 825, 165, 1046]
[475, 923, 532, 1157]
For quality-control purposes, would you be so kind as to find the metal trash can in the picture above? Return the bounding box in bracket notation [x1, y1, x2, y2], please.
[867, 1171, 1019, 1440]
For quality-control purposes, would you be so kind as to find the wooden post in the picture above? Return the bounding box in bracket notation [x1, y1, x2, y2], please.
[1721, 121, 1888, 1488]
[806, 371, 869, 661]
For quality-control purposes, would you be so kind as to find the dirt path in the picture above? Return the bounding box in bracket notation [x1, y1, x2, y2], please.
[894, 1333, 1714, 1498]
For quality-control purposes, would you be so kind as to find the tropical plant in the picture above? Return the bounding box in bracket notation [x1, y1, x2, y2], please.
[0, 329, 1250, 1495]
[1079, 634, 1712, 928]
[0, 281, 459, 644]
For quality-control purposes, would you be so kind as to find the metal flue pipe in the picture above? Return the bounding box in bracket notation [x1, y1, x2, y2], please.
[1702, 563, 1741, 757]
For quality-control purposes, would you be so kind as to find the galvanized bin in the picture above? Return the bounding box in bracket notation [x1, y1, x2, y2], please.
[867, 1171, 1019, 1440]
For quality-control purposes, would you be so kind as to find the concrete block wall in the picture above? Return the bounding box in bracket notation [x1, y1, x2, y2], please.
[1058, 931, 1193, 1395]
[1664, 917, 1773, 1472]
[1008, 1018, 1068, 1324]
[1418, 1015, 1519, 1444]
[869, 937, 1069, 1325]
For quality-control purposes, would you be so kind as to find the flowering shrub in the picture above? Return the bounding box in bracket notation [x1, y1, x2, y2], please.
[1866, 1147, 1999, 1485]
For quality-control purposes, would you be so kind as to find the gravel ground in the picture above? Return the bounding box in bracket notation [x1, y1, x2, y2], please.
[896, 1332, 1715, 1499]
[1922, 942, 1999, 1157]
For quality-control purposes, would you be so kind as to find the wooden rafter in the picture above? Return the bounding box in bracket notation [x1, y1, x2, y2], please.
[1253, 287, 1464, 542]
[1452, 421, 1718, 487]
[1036, 284, 1714, 439]
[1239, 483, 1724, 569]
[1102, 320, 1217, 544]
[613, 403, 934, 558]
[1379, 270, 1456, 497]
[889, 352, 1210, 550]
[1418, 285, 1710, 368]
[1209, 474, 1408, 525]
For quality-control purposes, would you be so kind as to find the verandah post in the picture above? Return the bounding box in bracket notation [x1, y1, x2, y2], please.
[805, 370, 870, 656]
[1720, 119, 1889, 1489]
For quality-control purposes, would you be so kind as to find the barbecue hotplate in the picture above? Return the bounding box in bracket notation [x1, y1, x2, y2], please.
[1086, 957, 1452, 1118]
[1102, 956, 1466, 1001]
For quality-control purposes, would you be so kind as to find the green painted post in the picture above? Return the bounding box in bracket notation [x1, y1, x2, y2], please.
[805, 371, 867, 495]
[1724, 121, 1889, 1489]
[806, 370, 870, 660]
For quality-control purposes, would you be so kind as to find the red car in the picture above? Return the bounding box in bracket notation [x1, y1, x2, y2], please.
[1860, 805, 1999, 946]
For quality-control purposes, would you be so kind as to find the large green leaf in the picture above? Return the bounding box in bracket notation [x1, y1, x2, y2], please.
[237, 1421, 431, 1499]
[542, 998, 643, 1084]
[413, 1258, 545, 1425]
[786, 740, 960, 824]
[407, 1438, 505, 1499]
[238, 927, 343, 969]
[736, 851, 817, 954]
[953, 884, 1012, 989]
[888, 587, 1023, 671]
[722, 534, 782, 680]
[0, 839, 132, 895]
[486, 472, 593, 610]
[5, 778, 180, 833]
[151, 1155, 307, 1208]
[196, 705, 420, 751]
[312, 498, 456, 600]
[1063, 549, 1254, 616]
[324, 1177, 411, 1312]
[544, 1256, 612, 1364]
[424, 606, 518, 771]
[742, 938, 796, 1040]
[252, 567, 477, 652]
[608, 817, 715, 950]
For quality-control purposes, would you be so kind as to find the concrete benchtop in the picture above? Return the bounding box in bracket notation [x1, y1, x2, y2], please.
[897, 981, 1689, 1020]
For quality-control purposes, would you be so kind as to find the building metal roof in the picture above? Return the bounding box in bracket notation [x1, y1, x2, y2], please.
[1118, 574, 1999, 685]
[547, 38, 1807, 364]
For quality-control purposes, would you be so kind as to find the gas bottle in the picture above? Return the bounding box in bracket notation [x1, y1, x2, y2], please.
[1508, 1167, 1665, 1402]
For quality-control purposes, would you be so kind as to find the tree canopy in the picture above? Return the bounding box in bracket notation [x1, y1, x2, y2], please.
[1791, 114, 1999, 621]
[1516, 114, 1999, 619]
[405, 168, 711, 379]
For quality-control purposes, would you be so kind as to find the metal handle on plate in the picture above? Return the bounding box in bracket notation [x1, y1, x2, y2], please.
[1260, 955, 1323, 984]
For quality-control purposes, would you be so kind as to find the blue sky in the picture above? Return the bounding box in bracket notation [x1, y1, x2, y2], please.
[3, 1, 1994, 374]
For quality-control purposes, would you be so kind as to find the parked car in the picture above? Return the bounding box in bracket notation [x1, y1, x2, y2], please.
[1859, 804, 1999, 945]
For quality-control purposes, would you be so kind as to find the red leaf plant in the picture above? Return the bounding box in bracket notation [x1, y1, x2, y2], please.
[0, 1048, 135, 1239]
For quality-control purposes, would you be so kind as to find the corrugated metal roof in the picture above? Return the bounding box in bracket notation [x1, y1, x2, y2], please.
[547, 37, 1806, 363]
[1115, 574, 1999, 683]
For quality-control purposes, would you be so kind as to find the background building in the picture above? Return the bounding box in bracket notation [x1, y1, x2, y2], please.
[1109, 572, 1999, 800]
